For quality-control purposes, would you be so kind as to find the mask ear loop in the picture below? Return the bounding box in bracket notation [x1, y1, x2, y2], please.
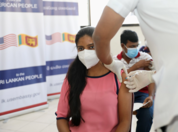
[123, 44, 128, 54]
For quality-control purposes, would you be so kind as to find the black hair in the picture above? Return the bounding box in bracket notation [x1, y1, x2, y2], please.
[121, 30, 138, 45]
[66, 27, 95, 126]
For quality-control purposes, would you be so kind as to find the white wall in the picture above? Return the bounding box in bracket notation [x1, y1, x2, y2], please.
[90, 0, 109, 27]
[110, 26, 145, 56]
[78, 0, 90, 26]
[90, 0, 139, 27]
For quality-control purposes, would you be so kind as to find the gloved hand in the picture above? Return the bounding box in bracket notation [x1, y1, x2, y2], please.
[124, 70, 156, 92]
[104, 59, 128, 82]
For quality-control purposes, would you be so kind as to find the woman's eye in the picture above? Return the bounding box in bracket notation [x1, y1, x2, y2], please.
[89, 46, 94, 49]
[78, 47, 84, 51]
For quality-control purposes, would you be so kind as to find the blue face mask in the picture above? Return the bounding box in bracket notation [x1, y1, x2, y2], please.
[124, 45, 139, 58]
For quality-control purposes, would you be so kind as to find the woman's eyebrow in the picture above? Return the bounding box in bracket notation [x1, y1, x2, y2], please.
[87, 43, 94, 46]
[77, 45, 83, 48]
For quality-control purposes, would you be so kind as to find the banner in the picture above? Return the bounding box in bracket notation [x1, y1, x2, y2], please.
[0, 0, 48, 119]
[43, 0, 80, 99]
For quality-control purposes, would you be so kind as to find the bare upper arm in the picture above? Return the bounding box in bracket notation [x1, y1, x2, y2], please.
[118, 73, 133, 123]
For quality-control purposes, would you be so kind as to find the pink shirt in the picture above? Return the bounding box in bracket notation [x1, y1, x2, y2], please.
[56, 71, 119, 132]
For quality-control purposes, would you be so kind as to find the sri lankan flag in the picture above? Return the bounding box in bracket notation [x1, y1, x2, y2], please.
[18, 34, 38, 47]
[62, 33, 75, 43]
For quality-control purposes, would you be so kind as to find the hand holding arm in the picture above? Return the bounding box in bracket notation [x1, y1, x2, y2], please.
[128, 59, 151, 73]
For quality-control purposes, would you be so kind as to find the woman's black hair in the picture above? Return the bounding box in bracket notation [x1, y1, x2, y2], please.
[66, 27, 95, 126]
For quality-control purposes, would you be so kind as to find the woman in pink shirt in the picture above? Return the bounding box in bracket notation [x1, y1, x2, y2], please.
[56, 27, 133, 132]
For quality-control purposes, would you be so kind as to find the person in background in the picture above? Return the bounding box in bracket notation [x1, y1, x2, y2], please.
[139, 40, 151, 56]
[113, 30, 155, 132]
[56, 27, 133, 132]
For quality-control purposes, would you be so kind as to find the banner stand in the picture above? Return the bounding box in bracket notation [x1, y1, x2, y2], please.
[44, 0, 80, 99]
[0, 104, 48, 121]
[0, 0, 48, 118]
[48, 94, 60, 100]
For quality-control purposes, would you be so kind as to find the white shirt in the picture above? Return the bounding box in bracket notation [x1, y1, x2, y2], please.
[113, 51, 152, 69]
[107, 0, 178, 129]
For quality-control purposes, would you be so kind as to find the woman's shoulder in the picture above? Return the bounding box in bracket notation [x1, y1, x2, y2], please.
[60, 77, 70, 93]
[87, 71, 119, 85]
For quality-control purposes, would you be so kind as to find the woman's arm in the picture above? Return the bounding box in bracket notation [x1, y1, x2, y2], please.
[57, 119, 70, 132]
[116, 72, 133, 132]
[56, 79, 71, 132]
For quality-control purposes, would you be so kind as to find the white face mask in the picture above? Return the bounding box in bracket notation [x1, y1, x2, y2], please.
[78, 49, 99, 69]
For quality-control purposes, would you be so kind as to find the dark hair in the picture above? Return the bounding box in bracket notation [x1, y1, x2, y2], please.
[121, 30, 138, 45]
[66, 27, 95, 126]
